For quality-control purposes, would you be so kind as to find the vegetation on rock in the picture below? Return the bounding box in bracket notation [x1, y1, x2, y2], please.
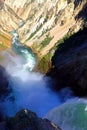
[40, 36, 53, 49]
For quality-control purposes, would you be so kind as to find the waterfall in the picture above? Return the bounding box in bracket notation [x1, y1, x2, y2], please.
[0, 30, 61, 117]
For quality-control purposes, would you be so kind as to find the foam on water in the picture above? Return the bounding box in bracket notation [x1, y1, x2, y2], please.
[11, 30, 36, 71]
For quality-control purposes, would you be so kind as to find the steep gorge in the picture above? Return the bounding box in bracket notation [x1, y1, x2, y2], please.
[0, 0, 87, 57]
[0, 1, 87, 130]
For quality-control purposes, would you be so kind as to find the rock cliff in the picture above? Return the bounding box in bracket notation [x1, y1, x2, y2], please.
[18, 0, 87, 57]
[0, 31, 12, 50]
[0, 0, 87, 56]
[47, 28, 87, 96]
[1, 109, 61, 130]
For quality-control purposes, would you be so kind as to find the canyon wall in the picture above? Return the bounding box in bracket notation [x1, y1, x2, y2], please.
[0, 0, 87, 72]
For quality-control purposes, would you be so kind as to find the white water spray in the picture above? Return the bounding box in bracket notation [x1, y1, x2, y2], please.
[0, 30, 75, 118]
[0, 31, 61, 117]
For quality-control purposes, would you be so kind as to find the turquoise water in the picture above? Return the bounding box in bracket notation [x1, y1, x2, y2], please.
[11, 30, 36, 71]
[46, 99, 87, 130]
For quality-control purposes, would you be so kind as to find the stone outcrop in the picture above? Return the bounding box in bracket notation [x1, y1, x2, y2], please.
[47, 28, 87, 96]
[5, 0, 31, 20]
[6, 109, 61, 130]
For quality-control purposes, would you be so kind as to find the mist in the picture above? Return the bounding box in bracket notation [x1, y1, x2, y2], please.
[0, 51, 61, 117]
[0, 50, 74, 118]
[0, 30, 74, 118]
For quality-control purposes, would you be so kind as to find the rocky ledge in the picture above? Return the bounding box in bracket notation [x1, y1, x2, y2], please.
[47, 28, 87, 96]
[0, 109, 62, 130]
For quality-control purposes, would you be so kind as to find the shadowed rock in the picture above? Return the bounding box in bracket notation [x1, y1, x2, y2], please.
[6, 109, 61, 130]
[47, 28, 87, 96]
[0, 65, 12, 100]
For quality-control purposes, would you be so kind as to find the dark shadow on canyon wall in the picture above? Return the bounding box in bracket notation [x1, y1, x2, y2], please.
[75, 0, 87, 22]
[0, 65, 12, 100]
[0, 65, 12, 121]
[47, 28, 87, 97]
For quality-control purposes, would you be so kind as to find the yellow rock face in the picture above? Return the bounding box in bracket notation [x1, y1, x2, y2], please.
[5, 0, 31, 20]
[0, 30, 12, 50]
